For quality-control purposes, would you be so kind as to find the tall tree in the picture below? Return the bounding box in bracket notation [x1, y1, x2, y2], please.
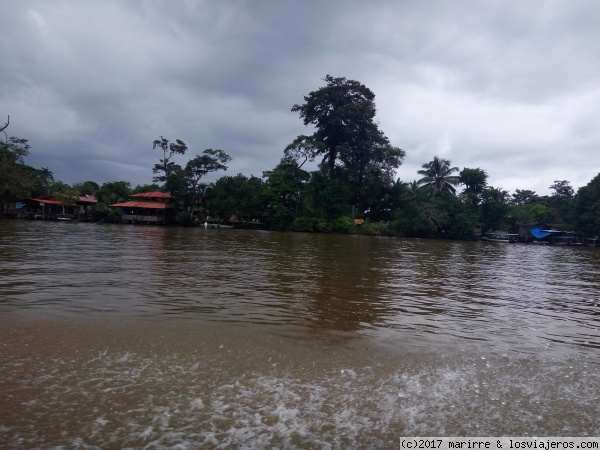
[417, 156, 460, 195]
[549, 180, 574, 199]
[574, 173, 600, 236]
[152, 136, 188, 188]
[510, 189, 539, 206]
[480, 186, 510, 230]
[262, 159, 310, 229]
[459, 167, 488, 206]
[548, 180, 574, 224]
[0, 137, 35, 213]
[291, 75, 404, 215]
[292, 75, 377, 178]
[36, 167, 54, 196]
[184, 149, 231, 222]
[283, 135, 321, 169]
[205, 174, 264, 223]
[0, 115, 9, 135]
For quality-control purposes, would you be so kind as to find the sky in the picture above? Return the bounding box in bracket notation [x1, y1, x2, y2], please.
[1, 0, 599, 196]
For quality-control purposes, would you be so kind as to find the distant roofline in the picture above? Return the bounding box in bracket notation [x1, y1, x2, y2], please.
[130, 191, 174, 199]
[110, 201, 172, 209]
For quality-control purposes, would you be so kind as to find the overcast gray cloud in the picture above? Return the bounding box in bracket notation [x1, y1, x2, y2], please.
[1, 0, 599, 195]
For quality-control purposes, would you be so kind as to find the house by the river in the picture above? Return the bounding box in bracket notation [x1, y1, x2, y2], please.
[110, 191, 175, 225]
[18, 195, 97, 220]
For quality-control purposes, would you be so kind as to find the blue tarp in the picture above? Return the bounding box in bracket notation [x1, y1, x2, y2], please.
[529, 226, 551, 239]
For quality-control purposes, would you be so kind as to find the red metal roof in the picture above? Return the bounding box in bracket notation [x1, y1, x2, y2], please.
[78, 195, 97, 203]
[130, 191, 174, 199]
[31, 196, 95, 206]
[110, 201, 172, 209]
[31, 198, 63, 205]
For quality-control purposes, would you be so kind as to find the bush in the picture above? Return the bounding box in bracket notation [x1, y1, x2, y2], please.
[292, 217, 315, 232]
[358, 221, 395, 236]
[315, 218, 332, 233]
[332, 216, 355, 234]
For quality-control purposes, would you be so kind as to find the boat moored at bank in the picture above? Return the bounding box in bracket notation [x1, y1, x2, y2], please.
[481, 231, 519, 243]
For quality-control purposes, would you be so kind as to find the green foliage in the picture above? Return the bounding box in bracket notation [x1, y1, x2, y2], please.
[73, 180, 100, 196]
[510, 189, 539, 206]
[291, 75, 404, 215]
[459, 167, 488, 206]
[204, 173, 263, 223]
[547, 180, 574, 224]
[305, 169, 352, 220]
[332, 216, 355, 234]
[417, 156, 460, 195]
[262, 159, 308, 230]
[30, 167, 54, 197]
[132, 183, 162, 194]
[292, 75, 377, 177]
[480, 186, 510, 231]
[529, 204, 552, 223]
[152, 136, 188, 186]
[549, 180, 574, 199]
[460, 167, 488, 193]
[438, 196, 478, 239]
[575, 173, 600, 236]
[291, 217, 316, 232]
[163, 165, 188, 210]
[184, 149, 231, 221]
[314, 218, 332, 233]
[151, 137, 232, 223]
[357, 221, 394, 236]
[393, 199, 441, 237]
[51, 183, 80, 214]
[0, 137, 36, 208]
[283, 135, 320, 169]
[185, 149, 231, 184]
[90, 181, 132, 220]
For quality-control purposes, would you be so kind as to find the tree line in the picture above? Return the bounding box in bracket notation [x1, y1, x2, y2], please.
[2, 76, 599, 237]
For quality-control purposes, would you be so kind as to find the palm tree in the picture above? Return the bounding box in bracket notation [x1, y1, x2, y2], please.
[39, 167, 54, 195]
[417, 156, 460, 195]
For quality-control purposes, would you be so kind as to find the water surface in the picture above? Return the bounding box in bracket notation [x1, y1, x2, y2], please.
[1, 220, 599, 448]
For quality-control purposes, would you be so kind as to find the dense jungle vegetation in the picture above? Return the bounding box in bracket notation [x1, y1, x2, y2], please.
[2, 77, 599, 238]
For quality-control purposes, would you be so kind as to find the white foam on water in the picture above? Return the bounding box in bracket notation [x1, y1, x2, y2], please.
[3, 345, 599, 449]
[139, 426, 154, 439]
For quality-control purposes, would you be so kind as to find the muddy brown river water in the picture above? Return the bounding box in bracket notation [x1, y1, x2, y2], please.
[0, 220, 599, 448]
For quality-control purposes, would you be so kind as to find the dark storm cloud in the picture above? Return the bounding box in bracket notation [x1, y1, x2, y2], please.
[1, 0, 599, 195]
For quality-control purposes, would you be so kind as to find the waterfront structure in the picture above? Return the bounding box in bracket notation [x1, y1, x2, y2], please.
[76, 194, 98, 216]
[585, 238, 600, 247]
[528, 226, 582, 245]
[110, 191, 175, 225]
[18, 195, 97, 220]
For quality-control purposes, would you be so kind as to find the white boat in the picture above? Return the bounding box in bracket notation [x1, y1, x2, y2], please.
[202, 222, 234, 229]
[481, 231, 519, 243]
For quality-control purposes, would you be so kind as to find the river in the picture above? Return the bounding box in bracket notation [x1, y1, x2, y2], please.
[1, 220, 599, 448]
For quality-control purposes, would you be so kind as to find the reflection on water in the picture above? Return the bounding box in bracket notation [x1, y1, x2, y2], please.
[1, 220, 599, 447]
[2, 220, 598, 354]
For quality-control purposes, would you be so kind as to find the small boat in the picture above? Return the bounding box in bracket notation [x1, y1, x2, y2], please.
[202, 222, 234, 229]
[481, 231, 519, 243]
[56, 214, 73, 221]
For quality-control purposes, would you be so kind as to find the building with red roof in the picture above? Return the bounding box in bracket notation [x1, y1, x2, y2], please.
[110, 191, 175, 225]
[19, 194, 96, 219]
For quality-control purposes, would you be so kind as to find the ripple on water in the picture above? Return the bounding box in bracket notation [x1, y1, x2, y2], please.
[1, 321, 599, 448]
